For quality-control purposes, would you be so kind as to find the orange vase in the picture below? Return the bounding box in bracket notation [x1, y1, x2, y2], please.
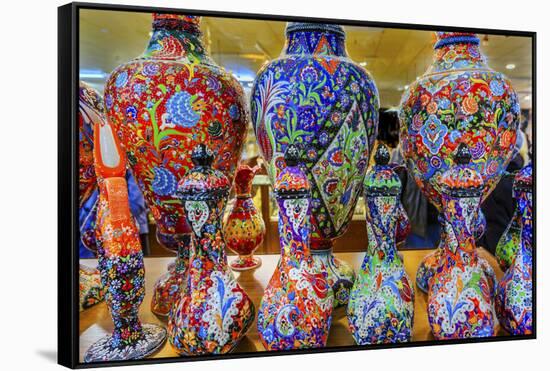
[224, 164, 265, 271]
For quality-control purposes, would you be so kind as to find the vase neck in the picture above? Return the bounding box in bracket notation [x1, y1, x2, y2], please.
[441, 194, 480, 254]
[428, 32, 487, 73]
[284, 23, 347, 57]
[277, 197, 311, 258]
[365, 196, 398, 259]
[142, 14, 207, 60]
[184, 199, 227, 264]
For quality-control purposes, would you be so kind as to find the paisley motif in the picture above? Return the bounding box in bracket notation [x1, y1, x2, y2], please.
[185, 200, 209, 236]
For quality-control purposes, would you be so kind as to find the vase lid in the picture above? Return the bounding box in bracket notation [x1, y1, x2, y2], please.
[440, 143, 484, 197]
[434, 32, 480, 49]
[286, 22, 345, 37]
[177, 144, 230, 201]
[364, 144, 401, 196]
[513, 163, 532, 192]
[274, 145, 310, 199]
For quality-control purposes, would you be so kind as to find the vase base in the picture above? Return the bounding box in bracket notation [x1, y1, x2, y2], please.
[230, 255, 262, 271]
[84, 324, 167, 363]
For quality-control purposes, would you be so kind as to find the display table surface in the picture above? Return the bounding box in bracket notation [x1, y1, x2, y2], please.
[79, 248, 506, 361]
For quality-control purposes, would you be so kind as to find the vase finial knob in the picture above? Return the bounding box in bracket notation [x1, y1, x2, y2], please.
[191, 144, 214, 167]
[374, 144, 390, 166]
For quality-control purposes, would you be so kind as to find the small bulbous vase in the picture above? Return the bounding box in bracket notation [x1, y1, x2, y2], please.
[224, 164, 266, 271]
[347, 145, 414, 344]
[168, 145, 255, 355]
[257, 146, 333, 350]
[495, 164, 533, 335]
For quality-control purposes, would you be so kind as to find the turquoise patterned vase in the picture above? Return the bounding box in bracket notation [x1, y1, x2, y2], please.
[347, 145, 414, 344]
[495, 172, 524, 271]
[495, 163, 533, 335]
[399, 32, 519, 295]
[427, 144, 495, 339]
[251, 22, 379, 307]
[257, 145, 334, 350]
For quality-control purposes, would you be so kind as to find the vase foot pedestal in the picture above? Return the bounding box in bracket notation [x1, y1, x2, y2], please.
[311, 247, 355, 308]
[84, 324, 167, 363]
[230, 255, 262, 271]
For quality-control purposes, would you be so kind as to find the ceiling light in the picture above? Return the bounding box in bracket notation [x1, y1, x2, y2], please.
[506, 63, 516, 70]
[79, 69, 107, 79]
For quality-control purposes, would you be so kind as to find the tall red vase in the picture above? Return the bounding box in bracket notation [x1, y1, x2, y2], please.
[103, 14, 248, 317]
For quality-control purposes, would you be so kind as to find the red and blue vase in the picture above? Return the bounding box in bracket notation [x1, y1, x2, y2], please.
[103, 13, 248, 317]
[257, 145, 334, 350]
[398, 32, 519, 294]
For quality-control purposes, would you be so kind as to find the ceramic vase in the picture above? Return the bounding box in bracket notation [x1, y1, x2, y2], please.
[257, 145, 333, 350]
[495, 173, 523, 271]
[398, 32, 519, 294]
[427, 144, 495, 339]
[251, 22, 379, 307]
[79, 264, 105, 312]
[224, 164, 266, 271]
[495, 163, 533, 335]
[347, 145, 414, 344]
[84, 118, 166, 363]
[104, 13, 248, 317]
[78, 81, 105, 309]
[168, 145, 255, 355]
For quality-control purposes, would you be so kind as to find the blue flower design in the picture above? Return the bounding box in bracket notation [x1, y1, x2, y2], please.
[489, 79, 505, 96]
[105, 94, 113, 109]
[165, 91, 201, 128]
[151, 166, 178, 196]
[115, 71, 129, 88]
[420, 115, 448, 155]
[142, 63, 160, 77]
[228, 104, 240, 121]
[438, 97, 451, 110]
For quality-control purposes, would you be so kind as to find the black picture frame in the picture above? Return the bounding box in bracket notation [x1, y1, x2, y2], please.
[58, 1, 537, 368]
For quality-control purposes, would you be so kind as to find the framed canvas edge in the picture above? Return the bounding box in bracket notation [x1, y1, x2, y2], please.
[57, 1, 538, 369]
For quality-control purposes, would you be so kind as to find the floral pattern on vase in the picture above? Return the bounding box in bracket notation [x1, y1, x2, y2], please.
[495, 172, 524, 271]
[168, 145, 255, 355]
[347, 145, 414, 344]
[104, 14, 248, 318]
[427, 144, 495, 340]
[251, 22, 379, 306]
[257, 145, 333, 350]
[84, 116, 166, 363]
[78, 81, 105, 310]
[224, 164, 266, 271]
[398, 32, 519, 294]
[495, 163, 533, 335]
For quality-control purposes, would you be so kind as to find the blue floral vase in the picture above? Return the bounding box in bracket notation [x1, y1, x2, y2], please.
[251, 22, 379, 307]
[495, 163, 533, 335]
[347, 144, 414, 344]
